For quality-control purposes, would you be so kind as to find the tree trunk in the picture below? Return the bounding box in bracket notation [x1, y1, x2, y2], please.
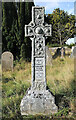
[60, 32, 62, 46]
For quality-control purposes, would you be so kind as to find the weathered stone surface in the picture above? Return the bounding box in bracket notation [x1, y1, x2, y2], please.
[46, 46, 52, 65]
[2, 51, 13, 71]
[70, 46, 76, 58]
[20, 89, 57, 115]
[25, 6, 51, 91]
[49, 47, 70, 56]
[60, 47, 65, 59]
[20, 6, 58, 115]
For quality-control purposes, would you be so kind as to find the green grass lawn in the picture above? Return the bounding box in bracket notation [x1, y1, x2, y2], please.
[2, 57, 75, 120]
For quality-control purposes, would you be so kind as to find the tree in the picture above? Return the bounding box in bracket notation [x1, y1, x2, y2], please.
[2, 1, 34, 60]
[2, 2, 17, 52]
[17, 2, 25, 44]
[23, 2, 34, 61]
[7, 20, 20, 59]
[2, 1, 35, 61]
[17, 1, 34, 60]
[46, 8, 75, 46]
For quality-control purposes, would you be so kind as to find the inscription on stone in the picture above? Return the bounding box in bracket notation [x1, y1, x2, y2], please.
[35, 58, 44, 80]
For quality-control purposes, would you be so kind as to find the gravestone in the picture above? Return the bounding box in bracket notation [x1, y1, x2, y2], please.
[52, 48, 61, 59]
[60, 47, 65, 59]
[46, 46, 52, 65]
[20, 6, 58, 115]
[71, 46, 74, 52]
[2, 51, 13, 71]
[70, 46, 76, 58]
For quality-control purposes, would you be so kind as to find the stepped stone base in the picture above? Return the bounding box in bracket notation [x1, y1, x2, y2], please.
[20, 89, 58, 115]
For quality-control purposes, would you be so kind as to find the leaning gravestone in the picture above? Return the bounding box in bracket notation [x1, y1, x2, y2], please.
[46, 46, 52, 65]
[2, 51, 13, 71]
[20, 6, 58, 115]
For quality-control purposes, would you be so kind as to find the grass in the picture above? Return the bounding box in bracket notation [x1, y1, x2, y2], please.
[2, 57, 76, 120]
[0, 64, 2, 119]
[47, 57, 74, 95]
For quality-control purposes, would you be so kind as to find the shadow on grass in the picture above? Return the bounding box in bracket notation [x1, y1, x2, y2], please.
[55, 79, 75, 110]
[2, 77, 14, 83]
[46, 85, 70, 109]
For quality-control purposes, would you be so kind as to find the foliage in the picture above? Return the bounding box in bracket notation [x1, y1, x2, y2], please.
[47, 43, 75, 48]
[2, 2, 17, 52]
[46, 8, 75, 46]
[66, 43, 75, 48]
[54, 108, 70, 117]
[47, 43, 63, 47]
[2, 2, 34, 61]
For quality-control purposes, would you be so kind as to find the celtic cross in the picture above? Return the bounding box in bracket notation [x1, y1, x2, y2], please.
[25, 6, 52, 90]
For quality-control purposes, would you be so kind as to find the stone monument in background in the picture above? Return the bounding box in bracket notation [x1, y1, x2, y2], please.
[2, 51, 13, 71]
[46, 46, 52, 65]
[60, 47, 65, 59]
[70, 46, 76, 58]
[20, 6, 58, 115]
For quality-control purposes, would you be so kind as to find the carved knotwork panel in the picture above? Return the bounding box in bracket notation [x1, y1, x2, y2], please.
[44, 25, 52, 36]
[25, 25, 34, 37]
[35, 36, 45, 56]
[25, 24, 51, 37]
[32, 7, 44, 25]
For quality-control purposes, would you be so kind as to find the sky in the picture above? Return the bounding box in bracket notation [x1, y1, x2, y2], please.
[35, 1, 74, 15]
[34, 0, 75, 44]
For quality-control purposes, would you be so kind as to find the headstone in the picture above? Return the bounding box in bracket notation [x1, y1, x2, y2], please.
[52, 48, 61, 59]
[65, 47, 71, 55]
[2, 51, 13, 71]
[20, 6, 58, 115]
[46, 46, 52, 65]
[49, 47, 61, 56]
[70, 46, 76, 58]
[71, 46, 74, 52]
[60, 47, 65, 59]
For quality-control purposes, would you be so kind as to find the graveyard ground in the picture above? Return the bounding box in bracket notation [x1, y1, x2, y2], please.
[2, 56, 75, 120]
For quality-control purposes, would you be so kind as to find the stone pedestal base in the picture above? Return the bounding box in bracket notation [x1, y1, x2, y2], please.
[20, 89, 58, 115]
